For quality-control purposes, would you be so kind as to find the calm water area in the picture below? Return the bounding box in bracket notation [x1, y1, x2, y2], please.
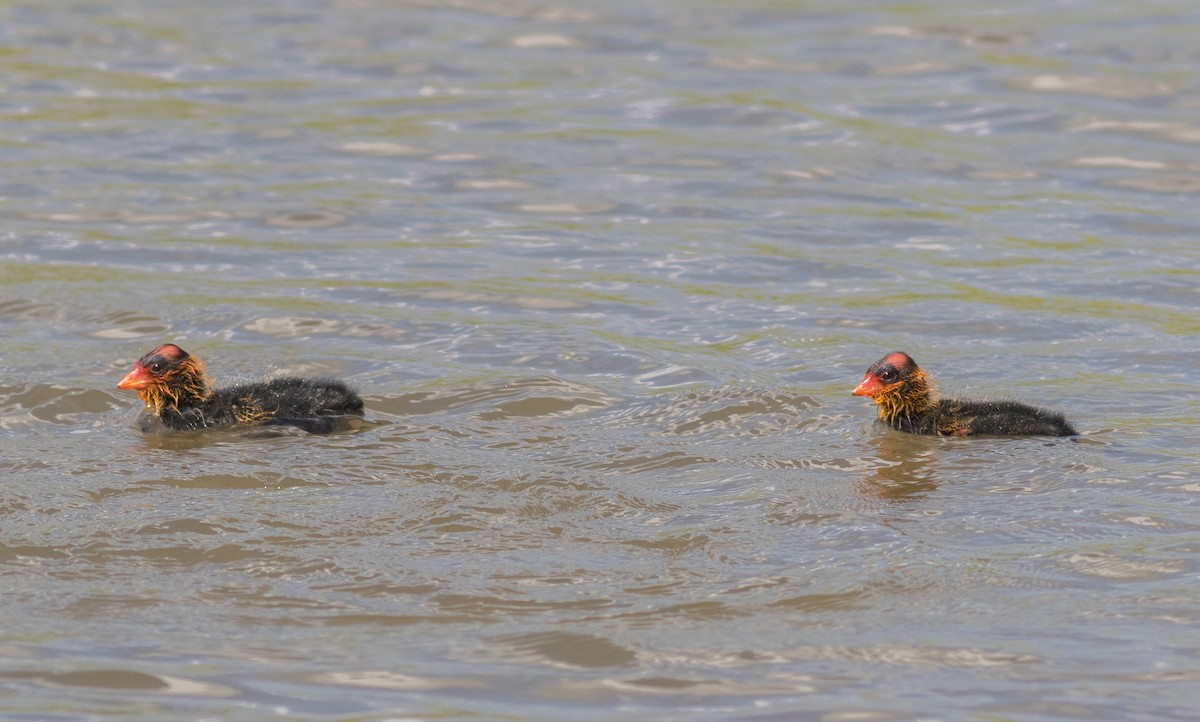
[1, 1, 1198, 720]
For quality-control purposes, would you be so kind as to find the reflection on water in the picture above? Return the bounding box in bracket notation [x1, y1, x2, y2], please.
[857, 433, 943, 502]
[1, 0, 1198, 720]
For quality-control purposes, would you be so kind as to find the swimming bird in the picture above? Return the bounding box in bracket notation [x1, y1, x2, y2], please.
[117, 343, 363, 433]
[852, 351, 1076, 437]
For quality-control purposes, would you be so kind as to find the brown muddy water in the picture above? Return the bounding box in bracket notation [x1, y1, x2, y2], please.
[1, 1, 1198, 720]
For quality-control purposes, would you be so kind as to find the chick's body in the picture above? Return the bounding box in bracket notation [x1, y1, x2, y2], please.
[118, 344, 363, 433]
[852, 351, 1076, 437]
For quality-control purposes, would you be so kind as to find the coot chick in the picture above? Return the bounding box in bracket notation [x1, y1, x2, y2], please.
[117, 343, 364, 433]
[852, 351, 1076, 437]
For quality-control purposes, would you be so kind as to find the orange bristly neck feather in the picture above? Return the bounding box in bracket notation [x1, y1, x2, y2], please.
[139, 357, 211, 415]
[873, 368, 936, 425]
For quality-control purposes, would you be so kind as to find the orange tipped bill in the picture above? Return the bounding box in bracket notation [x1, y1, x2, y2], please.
[851, 374, 882, 397]
[117, 364, 152, 390]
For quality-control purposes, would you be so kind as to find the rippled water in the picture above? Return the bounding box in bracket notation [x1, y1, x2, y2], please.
[2, 1, 1198, 720]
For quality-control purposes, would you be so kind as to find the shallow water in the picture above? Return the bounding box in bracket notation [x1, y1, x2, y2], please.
[1, 1, 1199, 720]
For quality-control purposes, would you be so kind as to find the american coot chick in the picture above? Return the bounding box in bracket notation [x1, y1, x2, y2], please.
[852, 351, 1076, 437]
[117, 343, 364, 433]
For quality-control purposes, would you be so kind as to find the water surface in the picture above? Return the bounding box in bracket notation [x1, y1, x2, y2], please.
[1, 1, 1198, 720]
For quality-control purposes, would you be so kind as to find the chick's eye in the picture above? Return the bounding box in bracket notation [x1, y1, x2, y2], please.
[879, 370, 896, 381]
[148, 361, 166, 373]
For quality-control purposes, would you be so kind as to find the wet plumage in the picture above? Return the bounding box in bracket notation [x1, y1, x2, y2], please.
[117, 343, 364, 433]
[852, 351, 1076, 437]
